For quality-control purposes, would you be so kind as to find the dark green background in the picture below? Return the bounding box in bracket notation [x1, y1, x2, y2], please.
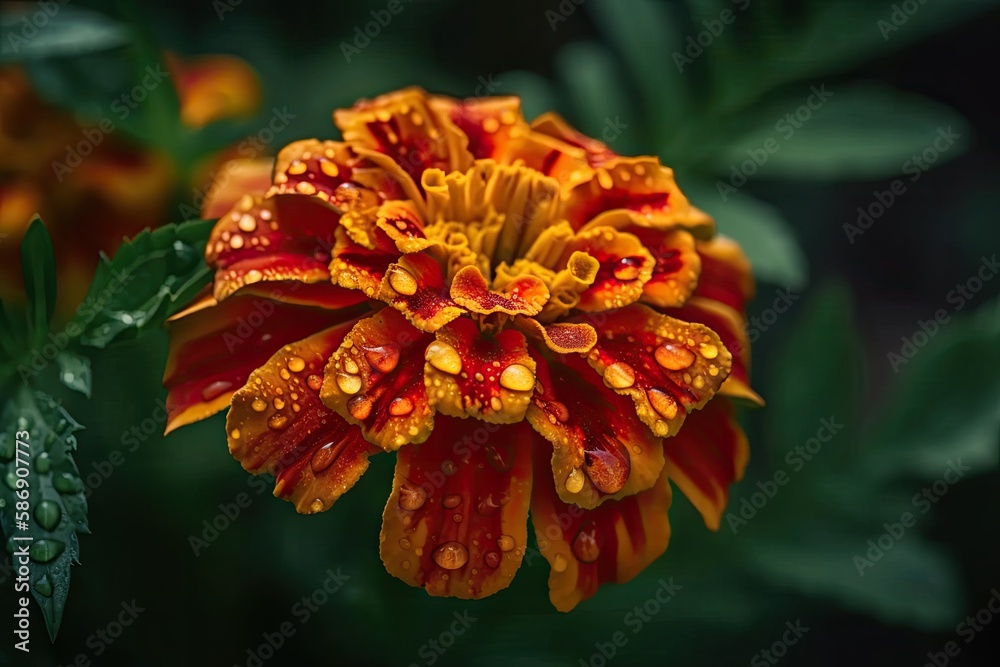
[1, 0, 999, 665]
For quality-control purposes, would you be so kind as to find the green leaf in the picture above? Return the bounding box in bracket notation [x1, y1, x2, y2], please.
[0, 5, 130, 61]
[870, 297, 1000, 478]
[764, 282, 864, 466]
[554, 41, 634, 153]
[56, 352, 92, 398]
[20, 218, 57, 347]
[70, 219, 214, 349]
[588, 0, 689, 144]
[682, 183, 807, 289]
[0, 389, 89, 640]
[712, 83, 970, 180]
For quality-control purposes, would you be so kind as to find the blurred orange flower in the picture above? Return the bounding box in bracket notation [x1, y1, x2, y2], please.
[0, 52, 261, 311]
[164, 87, 764, 610]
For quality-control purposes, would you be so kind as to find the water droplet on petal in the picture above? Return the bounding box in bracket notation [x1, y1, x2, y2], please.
[307, 374, 323, 391]
[484, 551, 501, 568]
[552, 553, 569, 572]
[497, 535, 515, 552]
[565, 468, 585, 494]
[309, 498, 324, 513]
[654, 344, 694, 370]
[365, 345, 400, 373]
[647, 389, 678, 420]
[442, 494, 462, 509]
[604, 362, 636, 389]
[310, 441, 344, 473]
[347, 395, 373, 420]
[389, 397, 414, 416]
[287, 356, 306, 373]
[267, 413, 289, 430]
[251, 398, 267, 412]
[398, 483, 427, 510]
[571, 520, 602, 563]
[388, 265, 418, 295]
[433, 541, 469, 570]
[612, 257, 643, 281]
[425, 341, 462, 375]
[499, 364, 534, 392]
[336, 372, 362, 394]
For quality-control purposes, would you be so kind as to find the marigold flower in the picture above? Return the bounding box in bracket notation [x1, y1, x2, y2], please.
[163, 87, 763, 610]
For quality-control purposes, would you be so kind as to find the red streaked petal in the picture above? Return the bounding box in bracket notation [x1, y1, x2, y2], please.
[227, 323, 379, 513]
[631, 227, 701, 309]
[380, 416, 533, 599]
[329, 226, 398, 298]
[664, 399, 748, 530]
[566, 158, 714, 237]
[526, 351, 664, 510]
[163, 284, 370, 434]
[430, 94, 528, 161]
[530, 436, 672, 612]
[379, 252, 465, 332]
[207, 194, 342, 300]
[515, 317, 597, 354]
[334, 87, 473, 186]
[450, 266, 549, 317]
[267, 139, 409, 205]
[668, 296, 763, 406]
[694, 235, 755, 313]
[425, 317, 536, 424]
[529, 112, 617, 166]
[320, 309, 435, 451]
[578, 304, 732, 438]
[373, 199, 433, 253]
[561, 226, 654, 312]
[200, 157, 274, 220]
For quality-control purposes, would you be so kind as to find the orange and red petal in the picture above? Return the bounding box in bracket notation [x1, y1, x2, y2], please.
[320, 308, 435, 451]
[667, 296, 763, 406]
[163, 283, 370, 433]
[425, 317, 536, 424]
[227, 323, 379, 513]
[515, 317, 597, 355]
[694, 236, 755, 313]
[207, 194, 344, 300]
[663, 398, 748, 530]
[526, 351, 664, 510]
[380, 416, 533, 599]
[334, 87, 473, 187]
[379, 251, 465, 332]
[430, 94, 528, 162]
[529, 112, 617, 166]
[561, 226, 654, 312]
[578, 304, 732, 438]
[530, 438, 672, 612]
[199, 157, 274, 220]
[450, 266, 549, 317]
[630, 227, 701, 309]
[566, 158, 714, 237]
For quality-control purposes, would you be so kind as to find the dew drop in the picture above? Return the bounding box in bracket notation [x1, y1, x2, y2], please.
[497, 534, 515, 552]
[484, 551, 501, 569]
[442, 494, 462, 509]
[398, 483, 427, 510]
[309, 498, 325, 513]
[499, 363, 534, 392]
[34, 500, 62, 531]
[35, 452, 51, 474]
[34, 574, 53, 597]
[552, 553, 569, 573]
[347, 395, 373, 420]
[604, 362, 636, 389]
[287, 356, 306, 373]
[307, 374, 324, 391]
[647, 389, 679, 420]
[425, 341, 462, 375]
[432, 541, 469, 570]
[565, 468, 585, 494]
[52, 472, 83, 494]
[30, 539, 65, 564]
[571, 520, 602, 563]
[389, 397, 414, 416]
[700, 344, 719, 359]
[267, 413, 289, 430]
[336, 372, 362, 394]
[654, 344, 695, 370]
[365, 345, 400, 373]
[310, 441, 344, 473]
[251, 398, 267, 412]
[612, 257, 642, 281]
[388, 265, 418, 295]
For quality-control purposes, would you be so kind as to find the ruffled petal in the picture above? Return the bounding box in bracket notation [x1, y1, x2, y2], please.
[430, 94, 528, 161]
[565, 157, 714, 237]
[380, 416, 533, 599]
[530, 436, 672, 612]
[424, 318, 536, 424]
[529, 112, 617, 166]
[207, 194, 342, 300]
[200, 157, 274, 220]
[334, 87, 473, 186]
[515, 317, 597, 354]
[558, 226, 654, 312]
[526, 351, 664, 509]
[664, 399, 748, 530]
[578, 304, 732, 438]
[227, 323, 379, 513]
[320, 308, 435, 451]
[379, 251, 465, 332]
[163, 283, 369, 433]
[450, 266, 549, 317]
